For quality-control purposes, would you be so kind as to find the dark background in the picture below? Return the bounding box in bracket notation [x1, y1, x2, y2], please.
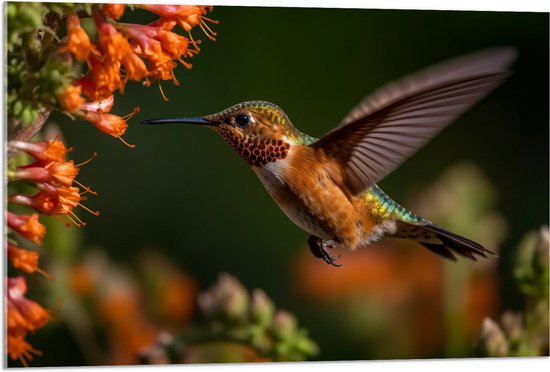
[36, 6, 548, 365]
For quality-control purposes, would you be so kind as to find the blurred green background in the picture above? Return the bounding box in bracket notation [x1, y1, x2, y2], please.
[33, 6, 548, 365]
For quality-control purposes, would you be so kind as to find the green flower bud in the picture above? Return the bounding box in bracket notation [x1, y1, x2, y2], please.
[198, 273, 249, 321]
[536, 225, 549, 269]
[20, 105, 38, 126]
[501, 311, 523, 344]
[272, 309, 297, 341]
[479, 317, 509, 357]
[250, 289, 274, 327]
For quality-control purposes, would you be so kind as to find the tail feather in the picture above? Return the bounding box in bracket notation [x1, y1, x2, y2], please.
[395, 221, 496, 261]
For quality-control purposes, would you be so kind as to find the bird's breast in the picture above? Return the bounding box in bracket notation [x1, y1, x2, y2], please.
[253, 156, 332, 239]
[252, 146, 376, 247]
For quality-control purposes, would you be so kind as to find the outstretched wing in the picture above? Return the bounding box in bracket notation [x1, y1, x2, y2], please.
[312, 48, 517, 195]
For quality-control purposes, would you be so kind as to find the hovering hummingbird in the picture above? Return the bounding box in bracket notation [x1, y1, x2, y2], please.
[143, 48, 516, 267]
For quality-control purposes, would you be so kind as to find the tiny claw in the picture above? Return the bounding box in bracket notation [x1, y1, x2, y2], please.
[307, 235, 343, 267]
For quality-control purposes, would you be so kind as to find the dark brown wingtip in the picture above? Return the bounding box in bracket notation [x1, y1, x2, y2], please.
[422, 222, 496, 261]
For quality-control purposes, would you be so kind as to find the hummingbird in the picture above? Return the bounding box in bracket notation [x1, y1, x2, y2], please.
[143, 48, 516, 267]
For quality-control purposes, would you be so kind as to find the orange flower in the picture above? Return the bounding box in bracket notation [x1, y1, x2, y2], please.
[7, 334, 42, 367]
[7, 212, 46, 245]
[94, 7, 132, 63]
[32, 182, 98, 227]
[98, 284, 158, 364]
[122, 24, 182, 85]
[7, 276, 51, 334]
[38, 183, 81, 210]
[8, 185, 81, 216]
[121, 51, 148, 82]
[82, 107, 140, 146]
[122, 22, 192, 60]
[7, 244, 39, 274]
[103, 4, 126, 20]
[9, 138, 71, 164]
[157, 28, 192, 59]
[45, 160, 80, 186]
[61, 13, 97, 62]
[145, 47, 179, 85]
[87, 54, 124, 100]
[9, 193, 57, 215]
[80, 93, 115, 113]
[157, 273, 198, 328]
[13, 160, 79, 187]
[57, 84, 84, 113]
[70, 264, 95, 297]
[141, 5, 214, 34]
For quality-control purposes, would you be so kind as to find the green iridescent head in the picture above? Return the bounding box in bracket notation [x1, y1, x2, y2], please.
[142, 101, 315, 167]
[204, 100, 303, 143]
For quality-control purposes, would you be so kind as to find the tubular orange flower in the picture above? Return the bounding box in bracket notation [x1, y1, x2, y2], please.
[57, 84, 85, 113]
[45, 160, 80, 186]
[122, 22, 193, 63]
[80, 94, 115, 113]
[121, 50, 148, 82]
[9, 193, 58, 216]
[102, 4, 126, 20]
[144, 47, 179, 85]
[7, 244, 40, 274]
[122, 25, 180, 85]
[140, 5, 216, 36]
[7, 276, 51, 334]
[7, 212, 46, 245]
[9, 138, 71, 164]
[8, 185, 83, 216]
[94, 6, 132, 63]
[31, 183, 98, 227]
[11, 165, 50, 183]
[157, 28, 192, 60]
[61, 13, 97, 62]
[87, 54, 124, 100]
[37, 183, 81, 210]
[7, 334, 42, 367]
[13, 160, 79, 187]
[81, 107, 140, 147]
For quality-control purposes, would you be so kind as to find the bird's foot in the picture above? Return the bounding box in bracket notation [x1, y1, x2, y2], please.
[307, 235, 342, 267]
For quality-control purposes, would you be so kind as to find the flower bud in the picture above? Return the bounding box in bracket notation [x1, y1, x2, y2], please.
[479, 317, 509, 357]
[272, 310, 297, 341]
[250, 289, 274, 327]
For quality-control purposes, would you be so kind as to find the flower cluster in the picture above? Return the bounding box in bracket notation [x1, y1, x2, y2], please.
[6, 3, 217, 366]
[140, 273, 320, 363]
[6, 137, 98, 365]
[57, 4, 217, 145]
[7, 277, 51, 366]
[477, 226, 549, 357]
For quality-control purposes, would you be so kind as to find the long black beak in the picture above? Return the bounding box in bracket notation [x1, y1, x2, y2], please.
[141, 117, 214, 126]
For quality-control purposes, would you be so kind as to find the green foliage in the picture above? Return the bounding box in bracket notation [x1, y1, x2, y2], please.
[7, 3, 78, 128]
[189, 273, 319, 362]
[139, 273, 319, 363]
[477, 226, 549, 357]
[6, 2, 46, 52]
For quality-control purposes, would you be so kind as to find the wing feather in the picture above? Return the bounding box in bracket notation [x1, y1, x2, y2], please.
[312, 48, 516, 195]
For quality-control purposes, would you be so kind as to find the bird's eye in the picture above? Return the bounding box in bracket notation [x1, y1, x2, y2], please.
[235, 114, 250, 127]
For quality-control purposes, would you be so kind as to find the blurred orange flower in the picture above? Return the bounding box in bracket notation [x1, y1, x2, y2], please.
[7, 277, 51, 365]
[293, 239, 498, 357]
[102, 4, 126, 20]
[7, 212, 46, 245]
[7, 244, 39, 274]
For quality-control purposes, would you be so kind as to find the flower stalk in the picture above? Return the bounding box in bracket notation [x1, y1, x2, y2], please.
[6, 3, 218, 365]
